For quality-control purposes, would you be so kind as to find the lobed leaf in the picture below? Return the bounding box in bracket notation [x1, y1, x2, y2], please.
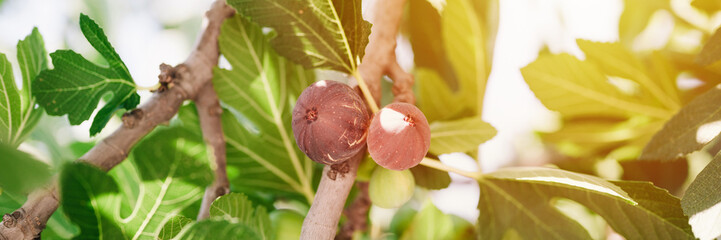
[213, 15, 316, 202]
[478, 167, 693, 239]
[227, 0, 370, 73]
[0, 27, 47, 147]
[34, 14, 139, 136]
[59, 125, 213, 239]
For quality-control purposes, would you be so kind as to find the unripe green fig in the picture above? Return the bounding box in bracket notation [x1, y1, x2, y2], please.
[367, 103, 430, 170]
[368, 167, 415, 208]
[269, 209, 304, 240]
[292, 80, 370, 165]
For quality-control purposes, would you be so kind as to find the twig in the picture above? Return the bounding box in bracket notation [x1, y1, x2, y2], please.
[194, 83, 229, 220]
[0, 1, 234, 239]
[352, 0, 415, 105]
[300, 0, 410, 238]
[336, 181, 371, 240]
[300, 149, 365, 239]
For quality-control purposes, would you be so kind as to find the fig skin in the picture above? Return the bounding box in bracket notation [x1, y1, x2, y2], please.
[367, 103, 430, 171]
[292, 80, 370, 165]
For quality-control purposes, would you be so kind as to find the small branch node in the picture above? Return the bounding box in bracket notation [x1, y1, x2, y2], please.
[121, 108, 144, 129]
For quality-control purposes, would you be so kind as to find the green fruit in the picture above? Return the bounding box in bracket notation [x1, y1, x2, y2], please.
[270, 209, 304, 240]
[369, 167, 416, 209]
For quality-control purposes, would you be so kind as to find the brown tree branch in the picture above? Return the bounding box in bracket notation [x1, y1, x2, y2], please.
[194, 83, 229, 220]
[300, 149, 365, 239]
[300, 0, 411, 239]
[0, 1, 234, 239]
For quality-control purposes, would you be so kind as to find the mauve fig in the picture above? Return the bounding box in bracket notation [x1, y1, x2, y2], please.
[292, 80, 370, 165]
[367, 103, 430, 171]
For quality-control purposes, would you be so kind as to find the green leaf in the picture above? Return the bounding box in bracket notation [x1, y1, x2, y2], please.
[214, 15, 315, 202]
[407, 0, 458, 90]
[400, 201, 454, 240]
[0, 143, 51, 194]
[60, 126, 213, 239]
[34, 14, 139, 136]
[415, 68, 466, 122]
[158, 216, 192, 240]
[227, 0, 371, 74]
[0, 53, 21, 146]
[171, 220, 262, 240]
[681, 152, 721, 239]
[478, 167, 694, 239]
[442, 0, 496, 115]
[640, 85, 721, 160]
[0, 27, 46, 147]
[429, 117, 496, 155]
[209, 193, 271, 240]
[521, 52, 673, 120]
[158, 193, 271, 240]
[14, 27, 47, 146]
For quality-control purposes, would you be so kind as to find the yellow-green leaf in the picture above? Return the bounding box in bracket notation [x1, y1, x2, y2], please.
[521, 52, 673, 119]
[416, 68, 465, 122]
[442, 0, 497, 115]
[429, 117, 496, 155]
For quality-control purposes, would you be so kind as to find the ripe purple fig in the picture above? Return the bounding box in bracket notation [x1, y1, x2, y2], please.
[367, 103, 430, 171]
[292, 80, 370, 165]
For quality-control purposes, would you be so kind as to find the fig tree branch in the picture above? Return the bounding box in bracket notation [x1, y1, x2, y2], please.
[0, 1, 234, 239]
[300, 0, 410, 238]
[194, 83, 230, 220]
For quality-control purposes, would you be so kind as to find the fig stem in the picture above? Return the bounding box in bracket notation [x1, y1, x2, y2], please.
[419, 157, 482, 180]
[352, 70, 380, 113]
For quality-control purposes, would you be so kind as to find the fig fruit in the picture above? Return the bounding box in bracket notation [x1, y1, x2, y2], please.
[368, 167, 415, 208]
[367, 102, 430, 170]
[292, 80, 370, 165]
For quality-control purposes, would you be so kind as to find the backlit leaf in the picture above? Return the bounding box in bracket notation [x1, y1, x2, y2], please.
[681, 152, 721, 240]
[478, 167, 694, 239]
[34, 14, 139, 136]
[0, 27, 47, 147]
[521, 52, 673, 119]
[209, 193, 271, 239]
[442, 0, 497, 115]
[158, 216, 192, 240]
[159, 193, 270, 240]
[227, 0, 371, 73]
[429, 117, 496, 155]
[59, 125, 213, 239]
[213, 15, 316, 202]
[619, 0, 670, 46]
[415, 68, 465, 122]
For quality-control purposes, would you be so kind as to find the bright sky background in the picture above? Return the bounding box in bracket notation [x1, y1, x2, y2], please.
[0, 0, 624, 223]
